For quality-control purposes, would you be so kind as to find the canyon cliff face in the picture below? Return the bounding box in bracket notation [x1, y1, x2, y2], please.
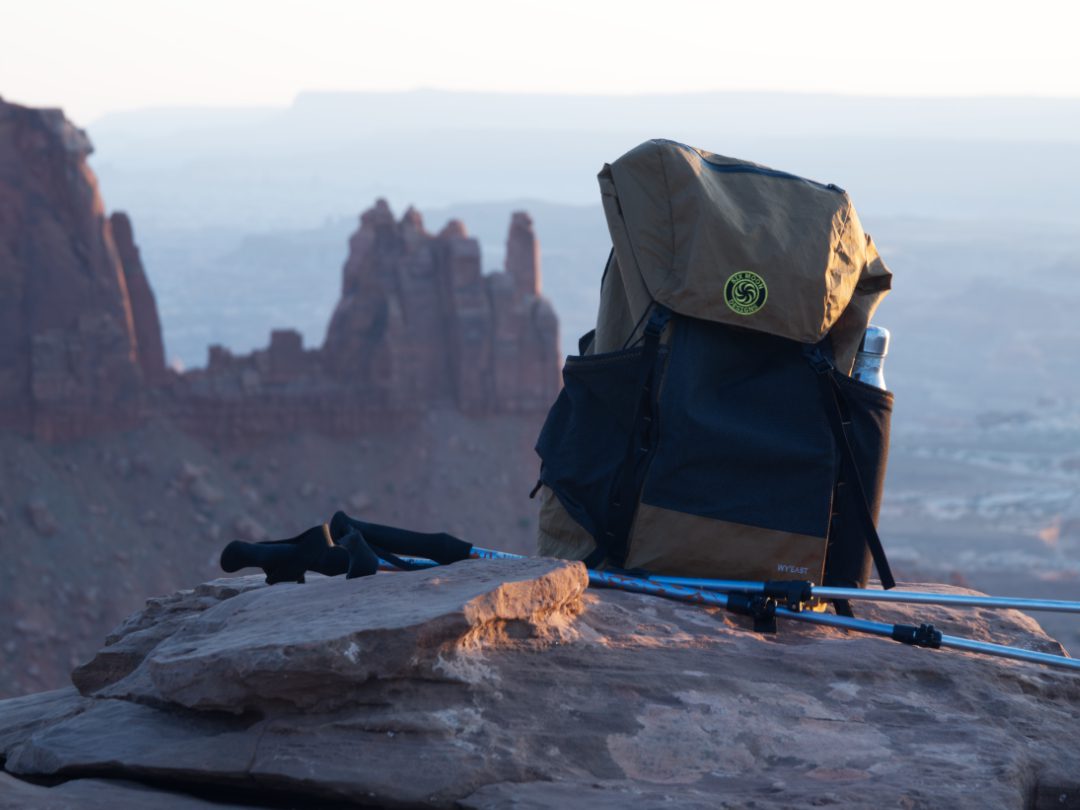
[0, 101, 138, 440]
[0, 99, 158, 440]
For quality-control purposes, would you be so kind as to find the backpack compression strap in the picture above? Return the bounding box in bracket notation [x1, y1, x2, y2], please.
[584, 304, 671, 569]
[805, 346, 897, 591]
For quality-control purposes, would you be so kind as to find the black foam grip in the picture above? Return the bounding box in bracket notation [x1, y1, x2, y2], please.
[329, 511, 473, 564]
[220, 540, 297, 573]
[219, 525, 349, 584]
[338, 530, 380, 579]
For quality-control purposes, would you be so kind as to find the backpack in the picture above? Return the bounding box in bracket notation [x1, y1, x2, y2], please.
[534, 140, 895, 591]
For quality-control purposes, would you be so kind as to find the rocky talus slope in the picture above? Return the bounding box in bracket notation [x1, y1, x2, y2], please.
[0, 413, 543, 700]
[2, 559, 1079, 808]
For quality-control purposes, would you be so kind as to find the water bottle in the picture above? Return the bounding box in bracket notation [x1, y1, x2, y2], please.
[852, 325, 889, 390]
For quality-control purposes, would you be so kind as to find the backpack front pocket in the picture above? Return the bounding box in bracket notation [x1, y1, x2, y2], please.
[535, 344, 658, 543]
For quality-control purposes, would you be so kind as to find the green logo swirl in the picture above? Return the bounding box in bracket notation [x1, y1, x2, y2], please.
[724, 271, 768, 316]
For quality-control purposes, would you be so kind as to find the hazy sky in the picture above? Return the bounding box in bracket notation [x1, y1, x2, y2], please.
[3, 0, 1079, 125]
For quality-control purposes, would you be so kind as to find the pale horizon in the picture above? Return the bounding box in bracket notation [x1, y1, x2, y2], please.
[3, 0, 1079, 126]
[80, 86, 1080, 124]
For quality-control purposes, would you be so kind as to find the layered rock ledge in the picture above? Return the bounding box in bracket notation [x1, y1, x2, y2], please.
[2, 559, 1079, 808]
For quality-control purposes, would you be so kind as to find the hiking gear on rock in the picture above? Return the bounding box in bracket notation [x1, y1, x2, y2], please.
[375, 544, 1080, 673]
[535, 139, 894, 590]
[218, 513, 473, 584]
[219, 523, 349, 584]
[216, 518, 1080, 673]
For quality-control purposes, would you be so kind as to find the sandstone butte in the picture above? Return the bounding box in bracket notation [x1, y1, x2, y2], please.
[0, 96, 561, 444]
[1, 558, 1079, 809]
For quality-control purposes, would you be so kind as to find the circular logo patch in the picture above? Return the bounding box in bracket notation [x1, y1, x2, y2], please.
[724, 271, 768, 316]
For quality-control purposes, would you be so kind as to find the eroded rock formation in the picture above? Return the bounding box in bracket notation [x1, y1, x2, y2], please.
[0, 99, 561, 444]
[176, 200, 561, 439]
[321, 200, 559, 413]
[2, 561, 1079, 808]
[0, 99, 146, 440]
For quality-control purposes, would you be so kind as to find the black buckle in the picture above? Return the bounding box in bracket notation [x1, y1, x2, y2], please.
[762, 580, 814, 610]
[803, 344, 833, 375]
[891, 623, 943, 649]
[727, 594, 778, 634]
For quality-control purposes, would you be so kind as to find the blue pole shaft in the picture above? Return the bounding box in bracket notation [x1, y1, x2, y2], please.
[775, 606, 1080, 672]
[651, 575, 1080, 615]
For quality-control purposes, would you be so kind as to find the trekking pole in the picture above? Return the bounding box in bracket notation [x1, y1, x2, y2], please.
[648, 575, 1080, 616]
[599, 573, 1080, 672]
[377, 550, 1080, 673]
[773, 605, 1080, 672]
[382, 544, 1080, 618]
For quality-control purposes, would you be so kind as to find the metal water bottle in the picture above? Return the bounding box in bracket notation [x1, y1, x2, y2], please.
[852, 325, 889, 390]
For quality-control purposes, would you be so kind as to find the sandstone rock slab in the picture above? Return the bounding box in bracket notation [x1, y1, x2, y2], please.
[71, 577, 265, 695]
[4, 698, 261, 779]
[0, 688, 89, 760]
[81, 559, 587, 712]
[3, 563, 1080, 809]
[0, 773, 251, 810]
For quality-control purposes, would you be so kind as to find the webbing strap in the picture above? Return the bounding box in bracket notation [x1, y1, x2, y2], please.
[806, 347, 897, 591]
[587, 304, 670, 569]
[833, 599, 855, 618]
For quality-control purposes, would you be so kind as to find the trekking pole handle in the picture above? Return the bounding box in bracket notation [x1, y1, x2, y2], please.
[220, 540, 301, 572]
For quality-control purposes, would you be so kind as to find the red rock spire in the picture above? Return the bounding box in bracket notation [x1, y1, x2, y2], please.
[505, 211, 541, 298]
[109, 212, 168, 384]
[320, 200, 560, 414]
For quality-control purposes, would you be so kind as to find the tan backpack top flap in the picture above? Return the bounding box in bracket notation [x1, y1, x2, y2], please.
[598, 139, 888, 345]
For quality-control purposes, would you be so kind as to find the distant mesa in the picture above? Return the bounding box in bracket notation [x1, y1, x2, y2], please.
[0, 99, 561, 442]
